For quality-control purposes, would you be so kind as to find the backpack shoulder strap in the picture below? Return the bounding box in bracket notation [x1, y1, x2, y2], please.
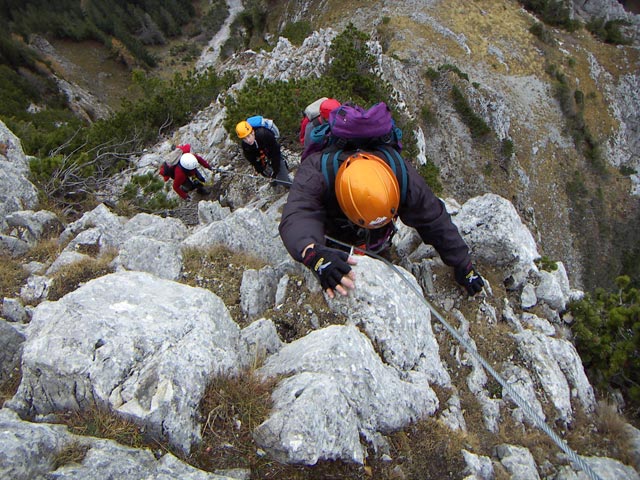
[375, 145, 408, 205]
[321, 148, 344, 191]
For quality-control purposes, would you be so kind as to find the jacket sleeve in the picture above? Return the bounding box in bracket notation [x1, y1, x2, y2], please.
[172, 167, 189, 199]
[195, 154, 210, 170]
[279, 154, 328, 261]
[399, 161, 471, 268]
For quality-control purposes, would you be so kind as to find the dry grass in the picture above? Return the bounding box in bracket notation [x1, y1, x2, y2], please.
[0, 237, 63, 301]
[59, 406, 147, 449]
[52, 441, 90, 469]
[47, 250, 117, 301]
[0, 365, 22, 407]
[0, 254, 30, 300]
[182, 245, 346, 339]
[386, 418, 470, 479]
[182, 245, 267, 326]
[189, 370, 276, 472]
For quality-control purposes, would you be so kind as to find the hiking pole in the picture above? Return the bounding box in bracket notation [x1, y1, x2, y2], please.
[324, 235, 603, 480]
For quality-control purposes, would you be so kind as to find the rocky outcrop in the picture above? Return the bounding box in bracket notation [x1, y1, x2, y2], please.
[1, 1, 640, 477]
[0, 121, 39, 234]
[2, 180, 635, 477]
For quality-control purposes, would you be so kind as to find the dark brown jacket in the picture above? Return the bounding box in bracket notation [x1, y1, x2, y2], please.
[279, 148, 472, 268]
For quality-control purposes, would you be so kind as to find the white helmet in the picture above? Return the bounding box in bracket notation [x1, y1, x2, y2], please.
[179, 153, 198, 170]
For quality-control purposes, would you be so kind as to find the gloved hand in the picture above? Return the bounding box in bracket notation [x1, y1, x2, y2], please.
[262, 165, 274, 178]
[302, 244, 353, 292]
[454, 262, 485, 296]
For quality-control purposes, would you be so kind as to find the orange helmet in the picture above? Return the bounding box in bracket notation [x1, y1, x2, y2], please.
[335, 152, 400, 229]
[235, 120, 253, 139]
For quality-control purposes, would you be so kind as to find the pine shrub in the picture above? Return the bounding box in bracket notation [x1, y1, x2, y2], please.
[570, 276, 640, 418]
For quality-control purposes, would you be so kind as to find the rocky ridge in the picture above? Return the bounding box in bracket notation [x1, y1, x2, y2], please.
[1, 0, 640, 478]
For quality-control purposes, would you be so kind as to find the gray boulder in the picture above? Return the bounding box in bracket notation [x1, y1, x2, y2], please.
[183, 207, 291, 266]
[329, 256, 451, 386]
[0, 408, 239, 480]
[0, 120, 39, 232]
[454, 193, 539, 288]
[255, 325, 439, 465]
[7, 271, 249, 454]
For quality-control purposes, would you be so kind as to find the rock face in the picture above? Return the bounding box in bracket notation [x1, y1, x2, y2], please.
[0, 121, 39, 233]
[7, 271, 250, 454]
[1, 188, 635, 478]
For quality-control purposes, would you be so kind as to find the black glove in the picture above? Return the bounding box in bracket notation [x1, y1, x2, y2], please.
[302, 245, 352, 292]
[455, 262, 485, 296]
[263, 165, 274, 178]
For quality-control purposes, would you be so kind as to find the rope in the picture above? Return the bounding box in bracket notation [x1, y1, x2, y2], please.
[212, 167, 294, 186]
[325, 235, 602, 480]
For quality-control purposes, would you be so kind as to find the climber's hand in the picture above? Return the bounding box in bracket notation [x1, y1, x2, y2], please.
[455, 262, 485, 296]
[302, 244, 357, 298]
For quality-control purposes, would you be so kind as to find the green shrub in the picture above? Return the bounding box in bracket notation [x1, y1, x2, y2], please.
[223, 75, 341, 145]
[619, 165, 636, 176]
[418, 161, 442, 196]
[233, 0, 268, 50]
[535, 256, 558, 272]
[224, 24, 402, 150]
[519, 0, 581, 31]
[439, 64, 469, 81]
[169, 42, 201, 62]
[4, 0, 196, 67]
[548, 66, 605, 174]
[421, 105, 436, 126]
[501, 138, 514, 159]
[529, 22, 554, 44]
[586, 18, 632, 45]
[451, 85, 491, 138]
[122, 172, 178, 212]
[200, 0, 230, 39]
[425, 68, 440, 81]
[570, 276, 640, 416]
[327, 23, 392, 103]
[281, 21, 312, 46]
[566, 170, 589, 199]
[25, 68, 235, 212]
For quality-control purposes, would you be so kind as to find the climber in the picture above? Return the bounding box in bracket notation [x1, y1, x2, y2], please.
[299, 97, 341, 147]
[159, 144, 213, 200]
[235, 119, 291, 187]
[278, 148, 485, 299]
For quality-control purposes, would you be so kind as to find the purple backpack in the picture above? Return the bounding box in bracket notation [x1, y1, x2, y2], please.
[326, 102, 402, 150]
[328, 102, 393, 138]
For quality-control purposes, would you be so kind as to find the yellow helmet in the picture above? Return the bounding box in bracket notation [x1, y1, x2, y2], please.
[335, 152, 400, 229]
[235, 120, 253, 139]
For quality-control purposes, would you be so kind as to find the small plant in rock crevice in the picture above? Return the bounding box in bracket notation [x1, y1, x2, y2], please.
[52, 442, 90, 470]
[535, 256, 558, 272]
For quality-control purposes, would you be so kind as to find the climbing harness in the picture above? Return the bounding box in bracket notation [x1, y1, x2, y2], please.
[325, 235, 603, 480]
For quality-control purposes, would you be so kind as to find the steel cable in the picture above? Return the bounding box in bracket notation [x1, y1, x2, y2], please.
[325, 235, 602, 480]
